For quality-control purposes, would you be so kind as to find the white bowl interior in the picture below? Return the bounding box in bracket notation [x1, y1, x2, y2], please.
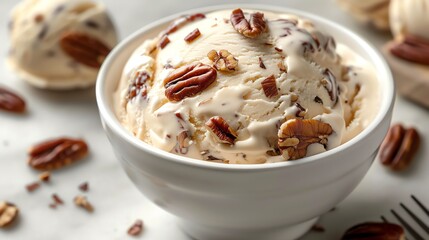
[96, 4, 394, 170]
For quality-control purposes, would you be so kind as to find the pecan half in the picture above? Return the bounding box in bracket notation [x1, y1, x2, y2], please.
[0, 87, 26, 113]
[207, 50, 238, 72]
[379, 124, 420, 171]
[278, 119, 333, 160]
[261, 75, 278, 98]
[230, 8, 267, 38]
[206, 116, 238, 145]
[60, 32, 111, 68]
[127, 71, 150, 100]
[128, 219, 144, 236]
[341, 222, 405, 240]
[184, 28, 201, 43]
[0, 202, 19, 228]
[164, 63, 217, 102]
[390, 34, 429, 65]
[28, 138, 89, 171]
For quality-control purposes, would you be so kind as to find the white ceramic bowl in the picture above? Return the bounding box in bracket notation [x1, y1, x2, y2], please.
[96, 5, 394, 240]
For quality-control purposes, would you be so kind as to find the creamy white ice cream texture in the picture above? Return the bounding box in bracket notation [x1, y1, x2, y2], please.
[115, 9, 379, 164]
[7, 0, 118, 89]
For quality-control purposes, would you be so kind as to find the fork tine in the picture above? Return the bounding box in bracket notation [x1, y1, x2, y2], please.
[411, 195, 429, 217]
[400, 202, 429, 234]
[391, 209, 425, 240]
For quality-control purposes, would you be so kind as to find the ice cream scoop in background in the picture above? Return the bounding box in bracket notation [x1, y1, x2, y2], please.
[114, 9, 379, 164]
[337, 0, 391, 31]
[383, 0, 429, 107]
[7, 0, 118, 90]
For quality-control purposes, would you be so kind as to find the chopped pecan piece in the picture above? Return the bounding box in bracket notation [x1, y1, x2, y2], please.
[78, 182, 89, 192]
[39, 171, 51, 182]
[28, 138, 89, 171]
[206, 116, 238, 145]
[184, 28, 201, 43]
[128, 219, 144, 236]
[159, 35, 170, 49]
[294, 103, 306, 118]
[26, 182, 40, 192]
[341, 222, 404, 240]
[261, 75, 278, 98]
[60, 32, 111, 68]
[322, 69, 339, 106]
[278, 61, 287, 72]
[164, 63, 217, 102]
[207, 50, 238, 72]
[34, 14, 44, 23]
[0, 87, 26, 113]
[52, 194, 64, 205]
[230, 8, 267, 38]
[176, 130, 190, 154]
[164, 13, 205, 35]
[379, 124, 420, 171]
[278, 119, 333, 160]
[74, 195, 94, 212]
[258, 57, 266, 69]
[0, 202, 18, 228]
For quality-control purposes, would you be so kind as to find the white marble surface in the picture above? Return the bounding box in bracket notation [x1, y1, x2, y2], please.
[1, 0, 428, 239]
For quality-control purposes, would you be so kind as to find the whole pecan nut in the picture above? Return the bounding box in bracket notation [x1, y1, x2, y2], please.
[278, 119, 333, 160]
[341, 222, 405, 240]
[164, 63, 217, 102]
[207, 50, 238, 72]
[205, 116, 238, 145]
[230, 8, 267, 38]
[60, 32, 111, 68]
[0, 87, 26, 113]
[0, 202, 19, 228]
[389, 34, 429, 65]
[28, 138, 89, 171]
[379, 124, 420, 171]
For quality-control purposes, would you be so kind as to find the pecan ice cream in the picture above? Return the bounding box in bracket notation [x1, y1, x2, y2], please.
[7, 0, 118, 89]
[114, 9, 379, 164]
[337, 0, 390, 30]
[383, 0, 429, 107]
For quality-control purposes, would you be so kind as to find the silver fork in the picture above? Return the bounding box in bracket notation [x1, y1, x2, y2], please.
[381, 195, 429, 240]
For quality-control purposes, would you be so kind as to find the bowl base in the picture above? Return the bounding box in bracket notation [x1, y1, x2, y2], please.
[179, 217, 318, 240]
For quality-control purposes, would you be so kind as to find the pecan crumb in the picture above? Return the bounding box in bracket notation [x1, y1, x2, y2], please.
[274, 47, 283, 52]
[0, 202, 19, 228]
[184, 28, 201, 43]
[26, 182, 40, 192]
[34, 14, 44, 23]
[52, 194, 64, 205]
[159, 35, 170, 49]
[261, 75, 278, 98]
[278, 61, 287, 72]
[278, 119, 333, 160]
[78, 182, 89, 192]
[205, 116, 238, 145]
[128, 219, 144, 236]
[39, 172, 50, 182]
[259, 57, 266, 69]
[74, 195, 94, 212]
[207, 49, 238, 72]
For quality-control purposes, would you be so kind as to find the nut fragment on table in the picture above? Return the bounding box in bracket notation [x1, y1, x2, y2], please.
[39, 172, 50, 182]
[28, 137, 89, 171]
[379, 124, 420, 171]
[74, 195, 94, 212]
[0, 87, 26, 113]
[127, 219, 144, 236]
[26, 182, 40, 192]
[78, 182, 89, 192]
[0, 202, 19, 228]
[341, 222, 405, 240]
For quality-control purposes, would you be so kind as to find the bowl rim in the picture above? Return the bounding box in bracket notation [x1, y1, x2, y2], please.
[96, 4, 395, 171]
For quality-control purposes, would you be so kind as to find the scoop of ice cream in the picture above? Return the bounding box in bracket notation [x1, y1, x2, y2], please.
[115, 9, 379, 164]
[7, 0, 118, 89]
[390, 0, 429, 39]
[337, 0, 390, 30]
